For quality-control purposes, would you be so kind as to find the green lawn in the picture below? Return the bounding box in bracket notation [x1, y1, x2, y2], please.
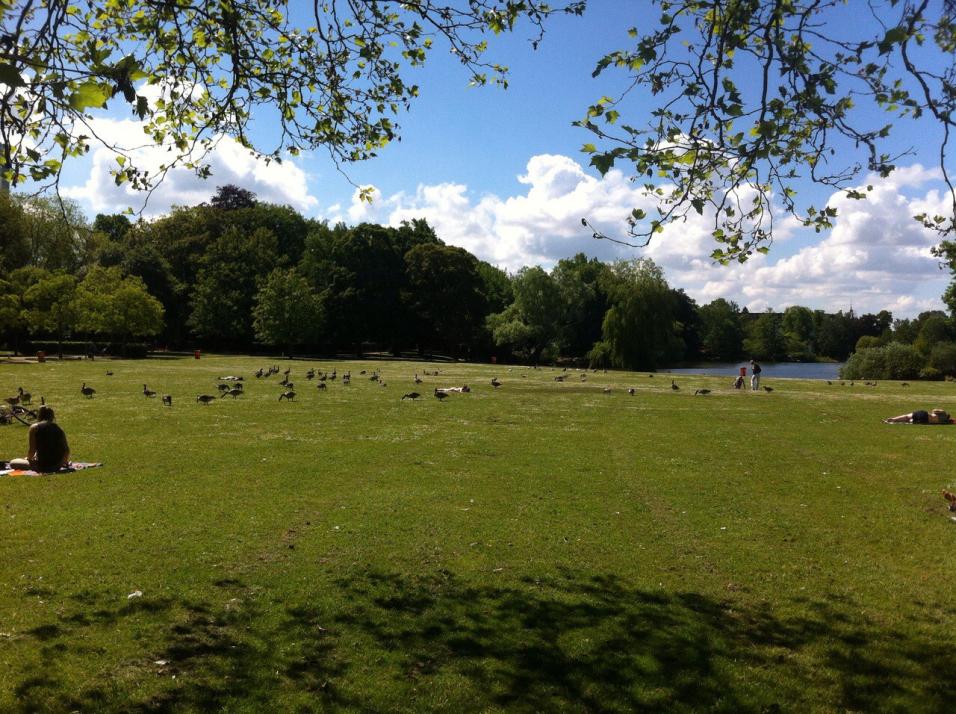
[1, 355, 954, 712]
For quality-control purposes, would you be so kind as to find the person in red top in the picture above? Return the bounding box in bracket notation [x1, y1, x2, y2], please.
[9, 406, 70, 472]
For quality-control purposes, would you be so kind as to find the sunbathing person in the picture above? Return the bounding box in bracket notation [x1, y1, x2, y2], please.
[9, 406, 71, 471]
[882, 408, 952, 424]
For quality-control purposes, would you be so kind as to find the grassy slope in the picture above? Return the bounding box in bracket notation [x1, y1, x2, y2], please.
[0, 356, 954, 712]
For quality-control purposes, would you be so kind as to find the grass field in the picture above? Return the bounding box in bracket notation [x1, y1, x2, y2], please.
[1, 355, 955, 712]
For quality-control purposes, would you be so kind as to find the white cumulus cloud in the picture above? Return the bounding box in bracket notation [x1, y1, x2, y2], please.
[61, 118, 318, 216]
[328, 156, 950, 318]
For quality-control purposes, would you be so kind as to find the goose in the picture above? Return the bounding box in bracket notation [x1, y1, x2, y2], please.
[627, 388, 635, 396]
[901, 382, 910, 387]
[763, 386, 774, 393]
[434, 389, 448, 401]
[580, 373, 587, 381]
[143, 384, 157, 398]
[318, 373, 327, 382]
[306, 369, 316, 380]
[671, 380, 679, 391]
[255, 368, 264, 378]
[17, 387, 30, 404]
[80, 383, 96, 398]
[316, 382, 327, 390]
[694, 389, 711, 396]
[826, 380, 832, 385]
[603, 386, 611, 394]
[196, 394, 216, 404]
[162, 394, 172, 406]
[414, 374, 423, 384]
[554, 375, 565, 382]
[217, 383, 230, 392]
[491, 377, 501, 388]
[401, 392, 420, 400]
[4, 394, 20, 407]
[283, 367, 291, 376]
[221, 387, 243, 398]
[105, 370, 114, 376]
[359, 370, 366, 375]
[278, 391, 296, 401]
[342, 376, 351, 385]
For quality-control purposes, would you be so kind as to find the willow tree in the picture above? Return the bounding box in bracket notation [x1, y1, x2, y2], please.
[580, 0, 956, 262]
[0, 0, 583, 195]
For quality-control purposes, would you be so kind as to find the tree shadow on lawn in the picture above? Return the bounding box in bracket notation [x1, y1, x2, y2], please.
[10, 570, 956, 712]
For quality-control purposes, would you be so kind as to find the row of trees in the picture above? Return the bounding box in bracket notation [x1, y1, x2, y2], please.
[1, 186, 955, 374]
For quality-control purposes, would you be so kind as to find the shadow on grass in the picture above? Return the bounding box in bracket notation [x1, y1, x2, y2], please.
[8, 570, 956, 712]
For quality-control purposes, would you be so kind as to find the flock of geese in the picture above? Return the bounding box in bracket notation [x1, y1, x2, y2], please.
[52, 366, 780, 410]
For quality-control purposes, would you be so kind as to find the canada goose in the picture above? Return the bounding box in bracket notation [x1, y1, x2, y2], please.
[694, 389, 711, 396]
[402, 392, 420, 400]
[162, 395, 172, 406]
[221, 387, 243, 398]
[81, 383, 95, 398]
[218, 383, 230, 392]
[944, 490, 956, 511]
[255, 368, 264, 378]
[283, 367, 291, 376]
[143, 384, 157, 398]
[627, 388, 635, 396]
[306, 369, 315, 380]
[4, 394, 19, 407]
[902, 382, 910, 387]
[342, 376, 351, 385]
[826, 380, 832, 385]
[580, 374, 587, 381]
[359, 370, 366, 375]
[318, 373, 327, 382]
[434, 389, 448, 401]
[603, 386, 611, 394]
[279, 391, 296, 401]
[414, 374, 423, 384]
[317, 382, 327, 390]
[491, 378, 501, 388]
[196, 394, 216, 404]
[763, 386, 774, 393]
[17, 387, 30, 404]
[671, 380, 679, 391]
[105, 370, 114, 376]
[554, 375, 565, 382]
[284, 382, 294, 390]
[279, 377, 289, 387]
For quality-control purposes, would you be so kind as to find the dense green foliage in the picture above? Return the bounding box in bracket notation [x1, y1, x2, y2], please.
[3, 185, 954, 376]
[1, 356, 955, 710]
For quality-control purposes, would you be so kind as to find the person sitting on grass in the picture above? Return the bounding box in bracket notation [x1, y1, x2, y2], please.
[883, 408, 953, 424]
[9, 406, 71, 472]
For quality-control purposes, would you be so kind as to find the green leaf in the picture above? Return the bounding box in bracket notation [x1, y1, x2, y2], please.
[69, 80, 111, 111]
[0, 63, 24, 88]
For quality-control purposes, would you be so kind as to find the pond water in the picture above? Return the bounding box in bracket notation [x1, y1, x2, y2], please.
[661, 361, 844, 380]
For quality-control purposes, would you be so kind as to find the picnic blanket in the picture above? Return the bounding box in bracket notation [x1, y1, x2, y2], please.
[0, 462, 102, 478]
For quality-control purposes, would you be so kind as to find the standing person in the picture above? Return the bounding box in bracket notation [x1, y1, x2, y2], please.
[750, 359, 762, 391]
[9, 406, 70, 472]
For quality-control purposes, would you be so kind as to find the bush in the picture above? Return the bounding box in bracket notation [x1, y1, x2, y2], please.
[840, 343, 924, 380]
[855, 335, 882, 352]
[927, 341, 956, 376]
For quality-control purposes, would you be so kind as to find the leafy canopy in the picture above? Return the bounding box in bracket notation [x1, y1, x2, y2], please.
[0, 0, 583, 198]
[580, 0, 956, 262]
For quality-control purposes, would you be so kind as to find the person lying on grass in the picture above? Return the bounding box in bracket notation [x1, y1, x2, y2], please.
[883, 408, 953, 424]
[9, 406, 71, 472]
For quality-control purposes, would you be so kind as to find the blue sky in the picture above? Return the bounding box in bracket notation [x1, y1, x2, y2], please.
[56, 0, 954, 319]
